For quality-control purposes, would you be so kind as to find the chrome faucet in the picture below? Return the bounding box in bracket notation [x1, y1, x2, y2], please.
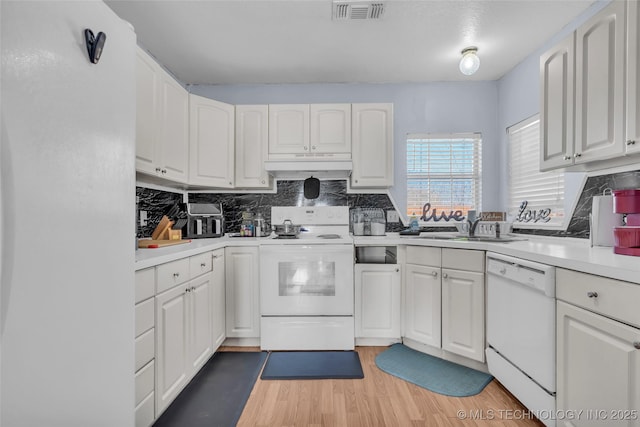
[467, 218, 481, 237]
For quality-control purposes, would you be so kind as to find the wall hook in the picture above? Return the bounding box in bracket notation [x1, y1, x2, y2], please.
[84, 29, 106, 64]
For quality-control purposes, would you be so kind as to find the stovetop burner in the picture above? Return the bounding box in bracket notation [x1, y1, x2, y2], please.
[272, 235, 299, 240]
[317, 234, 341, 239]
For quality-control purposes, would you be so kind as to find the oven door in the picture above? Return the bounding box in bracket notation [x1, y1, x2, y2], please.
[260, 244, 354, 316]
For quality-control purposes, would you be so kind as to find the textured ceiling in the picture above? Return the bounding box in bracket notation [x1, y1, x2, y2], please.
[106, 0, 596, 85]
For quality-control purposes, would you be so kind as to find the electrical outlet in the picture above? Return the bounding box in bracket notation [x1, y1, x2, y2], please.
[139, 210, 148, 227]
[387, 210, 399, 223]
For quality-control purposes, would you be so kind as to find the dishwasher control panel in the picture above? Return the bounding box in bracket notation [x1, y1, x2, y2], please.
[487, 253, 556, 297]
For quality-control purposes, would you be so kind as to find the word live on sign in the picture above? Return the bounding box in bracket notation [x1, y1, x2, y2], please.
[515, 201, 551, 223]
[419, 203, 464, 222]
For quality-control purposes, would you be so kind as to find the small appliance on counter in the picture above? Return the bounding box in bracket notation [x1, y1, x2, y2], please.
[186, 203, 224, 238]
[612, 189, 640, 256]
[351, 207, 386, 236]
[590, 189, 623, 247]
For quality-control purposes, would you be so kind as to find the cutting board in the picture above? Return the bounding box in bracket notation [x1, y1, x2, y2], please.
[138, 239, 191, 249]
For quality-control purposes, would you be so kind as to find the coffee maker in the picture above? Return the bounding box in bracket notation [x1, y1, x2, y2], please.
[186, 203, 224, 238]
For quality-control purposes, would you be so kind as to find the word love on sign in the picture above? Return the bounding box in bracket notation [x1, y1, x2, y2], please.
[515, 201, 551, 223]
[419, 203, 465, 222]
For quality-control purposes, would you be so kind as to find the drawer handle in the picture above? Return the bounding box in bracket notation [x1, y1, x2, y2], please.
[627, 139, 636, 146]
[185, 288, 190, 293]
[432, 271, 438, 277]
[634, 342, 640, 350]
[563, 155, 571, 161]
[201, 262, 206, 268]
[587, 291, 598, 298]
[173, 272, 180, 278]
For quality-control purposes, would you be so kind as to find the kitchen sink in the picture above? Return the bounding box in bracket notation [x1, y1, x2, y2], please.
[417, 234, 526, 243]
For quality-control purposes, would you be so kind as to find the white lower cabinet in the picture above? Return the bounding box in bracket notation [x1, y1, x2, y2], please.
[211, 249, 226, 350]
[441, 268, 485, 362]
[403, 246, 486, 363]
[556, 269, 640, 427]
[134, 268, 156, 427]
[355, 264, 401, 342]
[146, 251, 216, 418]
[404, 262, 442, 348]
[225, 246, 260, 338]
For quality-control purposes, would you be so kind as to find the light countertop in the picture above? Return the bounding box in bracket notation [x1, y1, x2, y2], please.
[136, 232, 640, 285]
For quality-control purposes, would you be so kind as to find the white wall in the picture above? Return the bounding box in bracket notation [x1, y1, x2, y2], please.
[190, 81, 499, 221]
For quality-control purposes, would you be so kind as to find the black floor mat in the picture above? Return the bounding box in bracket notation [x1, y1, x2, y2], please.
[153, 351, 267, 427]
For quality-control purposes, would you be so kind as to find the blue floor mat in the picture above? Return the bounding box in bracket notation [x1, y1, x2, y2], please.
[375, 344, 493, 397]
[261, 351, 364, 380]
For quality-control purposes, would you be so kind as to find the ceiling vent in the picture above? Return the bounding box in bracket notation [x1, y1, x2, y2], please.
[333, 1, 385, 21]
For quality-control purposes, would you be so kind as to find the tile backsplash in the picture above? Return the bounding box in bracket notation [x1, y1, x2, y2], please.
[137, 169, 640, 239]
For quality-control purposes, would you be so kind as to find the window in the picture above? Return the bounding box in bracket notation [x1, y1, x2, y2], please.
[406, 133, 482, 223]
[508, 115, 564, 227]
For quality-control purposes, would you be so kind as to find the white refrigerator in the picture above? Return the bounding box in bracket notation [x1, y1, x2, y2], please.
[1, 2, 136, 426]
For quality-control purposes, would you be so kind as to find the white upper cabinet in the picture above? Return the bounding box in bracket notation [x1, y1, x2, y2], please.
[235, 105, 271, 188]
[351, 103, 394, 188]
[540, 1, 635, 171]
[268, 104, 351, 158]
[135, 48, 189, 183]
[540, 34, 575, 171]
[268, 104, 310, 155]
[627, 0, 640, 155]
[189, 94, 235, 188]
[309, 104, 351, 155]
[574, 0, 626, 164]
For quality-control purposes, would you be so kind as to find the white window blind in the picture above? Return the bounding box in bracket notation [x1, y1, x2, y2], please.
[406, 134, 482, 221]
[508, 115, 564, 227]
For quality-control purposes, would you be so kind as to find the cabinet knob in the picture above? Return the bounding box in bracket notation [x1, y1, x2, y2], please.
[173, 272, 180, 278]
[634, 342, 640, 350]
[587, 291, 598, 298]
[563, 155, 571, 161]
[443, 273, 449, 279]
[191, 286, 196, 291]
[304, 146, 308, 151]
[311, 145, 316, 150]
[155, 167, 162, 172]
[627, 140, 637, 146]
[229, 181, 232, 185]
[185, 288, 190, 293]
[574, 153, 582, 158]
[432, 271, 438, 277]
[261, 180, 265, 184]
[201, 262, 206, 268]
[396, 268, 400, 273]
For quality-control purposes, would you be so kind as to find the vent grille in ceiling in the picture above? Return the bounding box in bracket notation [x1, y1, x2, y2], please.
[333, 1, 385, 20]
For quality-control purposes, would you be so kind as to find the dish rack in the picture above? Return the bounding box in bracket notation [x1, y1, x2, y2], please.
[455, 221, 513, 236]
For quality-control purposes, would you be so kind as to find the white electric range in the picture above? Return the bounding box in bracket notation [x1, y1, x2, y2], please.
[259, 206, 355, 350]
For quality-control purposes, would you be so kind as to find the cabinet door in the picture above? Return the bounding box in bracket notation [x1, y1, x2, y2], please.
[557, 301, 640, 427]
[540, 33, 575, 171]
[627, 0, 640, 155]
[211, 249, 226, 350]
[268, 104, 310, 155]
[310, 104, 351, 155]
[355, 264, 401, 339]
[158, 73, 189, 183]
[441, 268, 485, 362]
[351, 103, 394, 188]
[188, 274, 213, 375]
[155, 284, 189, 414]
[189, 94, 235, 187]
[225, 246, 260, 338]
[574, 0, 626, 164]
[404, 264, 441, 347]
[235, 105, 271, 188]
[135, 48, 160, 175]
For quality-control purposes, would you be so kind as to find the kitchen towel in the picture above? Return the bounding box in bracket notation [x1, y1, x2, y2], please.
[375, 343, 493, 397]
[591, 194, 624, 247]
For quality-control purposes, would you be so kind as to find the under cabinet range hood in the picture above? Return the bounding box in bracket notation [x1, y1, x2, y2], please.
[264, 160, 353, 179]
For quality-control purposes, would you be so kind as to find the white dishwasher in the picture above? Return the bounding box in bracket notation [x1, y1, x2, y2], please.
[485, 252, 556, 427]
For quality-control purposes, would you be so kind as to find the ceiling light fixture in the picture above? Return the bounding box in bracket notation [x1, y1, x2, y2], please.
[459, 46, 480, 76]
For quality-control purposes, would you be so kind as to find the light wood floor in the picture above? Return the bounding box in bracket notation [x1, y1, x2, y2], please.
[219, 346, 545, 427]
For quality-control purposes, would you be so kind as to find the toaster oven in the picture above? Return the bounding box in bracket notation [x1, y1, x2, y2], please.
[186, 203, 224, 238]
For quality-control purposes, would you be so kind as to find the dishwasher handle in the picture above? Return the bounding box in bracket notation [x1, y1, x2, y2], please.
[487, 254, 556, 298]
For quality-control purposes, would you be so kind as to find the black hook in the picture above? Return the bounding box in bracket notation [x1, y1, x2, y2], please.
[84, 29, 107, 64]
